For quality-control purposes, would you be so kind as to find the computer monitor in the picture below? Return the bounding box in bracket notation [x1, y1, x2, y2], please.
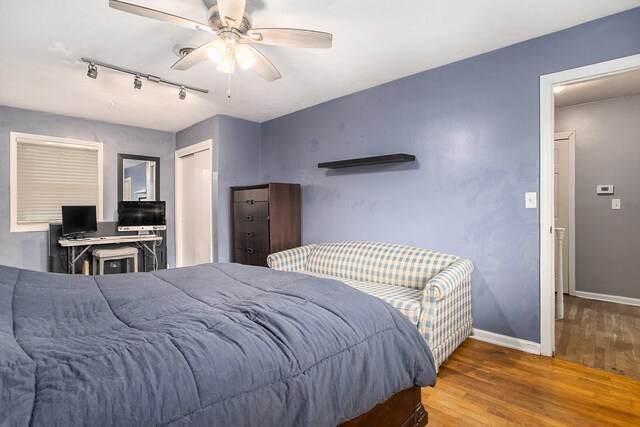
[61, 205, 98, 237]
[117, 201, 166, 232]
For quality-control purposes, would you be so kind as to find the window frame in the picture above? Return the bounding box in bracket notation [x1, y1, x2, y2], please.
[10, 131, 104, 233]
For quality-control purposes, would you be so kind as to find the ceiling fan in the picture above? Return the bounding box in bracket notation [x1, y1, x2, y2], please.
[109, 0, 332, 93]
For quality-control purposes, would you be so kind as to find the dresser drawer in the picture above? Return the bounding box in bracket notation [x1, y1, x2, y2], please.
[234, 201, 268, 219]
[233, 188, 269, 204]
[235, 232, 269, 253]
[235, 249, 268, 267]
[234, 217, 269, 235]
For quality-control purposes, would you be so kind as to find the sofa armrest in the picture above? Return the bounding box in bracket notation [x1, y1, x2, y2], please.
[267, 244, 317, 271]
[426, 258, 474, 301]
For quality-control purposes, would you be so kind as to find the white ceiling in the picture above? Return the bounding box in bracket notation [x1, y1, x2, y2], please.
[2, 0, 640, 132]
[555, 67, 640, 108]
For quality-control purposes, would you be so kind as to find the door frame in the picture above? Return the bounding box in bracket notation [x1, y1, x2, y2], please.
[554, 130, 576, 295]
[175, 140, 214, 267]
[539, 53, 640, 357]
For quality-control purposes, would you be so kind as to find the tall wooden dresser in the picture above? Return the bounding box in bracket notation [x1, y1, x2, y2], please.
[231, 183, 301, 266]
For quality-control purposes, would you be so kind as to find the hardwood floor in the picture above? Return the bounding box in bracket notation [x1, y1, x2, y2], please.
[555, 295, 640, 380]
[422, 339, 640, 426]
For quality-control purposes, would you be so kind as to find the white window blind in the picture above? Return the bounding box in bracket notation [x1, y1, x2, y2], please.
[12, 133, 102, 229]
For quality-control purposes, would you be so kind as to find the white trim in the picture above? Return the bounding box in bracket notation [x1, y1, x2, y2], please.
[9, 131, 104, 233]
[175, 140, 214, 267]
[554, 131, 576, 295]
[471, 328, 541, 355]
[175, 140, 212, 157]
[539, 53, 640, 357]
[574, 291, 640, 307]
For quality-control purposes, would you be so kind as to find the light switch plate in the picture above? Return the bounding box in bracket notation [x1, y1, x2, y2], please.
[612, 199, 621, 210]
[525, 192, 537, 209]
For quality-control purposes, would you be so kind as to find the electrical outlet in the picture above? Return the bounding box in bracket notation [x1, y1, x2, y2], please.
[612, 199, 621, 210]
[525, 192, 537, 209]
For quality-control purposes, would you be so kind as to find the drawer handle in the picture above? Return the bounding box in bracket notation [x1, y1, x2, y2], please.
[246, 199, 255, 205]
[246, 248, 254, 254]
[246, 232, 254, 237]
[245, 215, 254, 221]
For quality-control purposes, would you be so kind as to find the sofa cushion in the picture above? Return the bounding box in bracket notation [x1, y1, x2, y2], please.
[306, 241, 458, 290]
[302, 272, 422, 325]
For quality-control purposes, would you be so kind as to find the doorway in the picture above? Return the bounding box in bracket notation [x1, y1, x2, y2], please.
[175, 140, 215, 267]
[540, 54, 640, 364]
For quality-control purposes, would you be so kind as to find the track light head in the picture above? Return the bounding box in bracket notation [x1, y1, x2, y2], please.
[178, 86, 186, 100]
[134, 75, 142, 90]
[87, 63, 98, 79]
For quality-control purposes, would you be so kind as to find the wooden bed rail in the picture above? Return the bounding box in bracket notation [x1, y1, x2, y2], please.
[338, 386, 427, 427]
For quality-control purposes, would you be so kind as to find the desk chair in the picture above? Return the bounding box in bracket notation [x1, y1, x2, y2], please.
[92, 247, 139, 275]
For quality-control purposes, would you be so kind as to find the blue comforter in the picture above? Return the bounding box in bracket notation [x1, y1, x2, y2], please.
[0, 263, 436, 426]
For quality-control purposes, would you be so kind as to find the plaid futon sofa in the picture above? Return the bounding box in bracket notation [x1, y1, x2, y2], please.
[267, 241, 473, 370]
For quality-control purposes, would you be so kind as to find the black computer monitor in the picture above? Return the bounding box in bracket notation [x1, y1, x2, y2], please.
[61, 205, 98, 237]
[117, 201, 166, 231]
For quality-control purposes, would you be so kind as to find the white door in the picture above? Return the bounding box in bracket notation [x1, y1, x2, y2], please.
[176, 141, 213, 267]
[146, 162, 156, 201]
[554, 135, 571, 293]
[123, 178, 132, 201]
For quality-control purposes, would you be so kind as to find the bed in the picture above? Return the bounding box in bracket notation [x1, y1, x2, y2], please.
[0, 263, 436, 426]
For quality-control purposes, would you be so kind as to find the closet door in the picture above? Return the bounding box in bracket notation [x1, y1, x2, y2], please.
[176, 142, 213, 267]
[179, 153, 195, 266]
[192, 149, 212, 265]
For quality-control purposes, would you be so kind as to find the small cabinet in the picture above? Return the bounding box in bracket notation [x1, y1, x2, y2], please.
[231, 183, 301, 267]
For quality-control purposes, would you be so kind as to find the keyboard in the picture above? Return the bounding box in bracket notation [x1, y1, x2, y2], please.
[107, 235, 159, 240]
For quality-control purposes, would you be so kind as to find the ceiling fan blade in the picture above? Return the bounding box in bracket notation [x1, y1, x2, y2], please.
[109, 0, 213, 33]
[171, 42, 212, 71]
[245, 45, 281, 82]
[247, 28, 332, 48]
[217, 0, 246, 28]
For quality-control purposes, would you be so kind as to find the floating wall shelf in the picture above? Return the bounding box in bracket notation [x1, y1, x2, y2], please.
[318, 153, 416, 169]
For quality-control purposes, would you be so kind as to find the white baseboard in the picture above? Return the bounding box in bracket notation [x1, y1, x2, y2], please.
[471, 328, 541, 355]
[574, 291, 640, 307]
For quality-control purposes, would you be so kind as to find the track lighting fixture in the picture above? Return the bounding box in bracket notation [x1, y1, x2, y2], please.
[80, 57, 208, 96]
[87, 63, 98, 79]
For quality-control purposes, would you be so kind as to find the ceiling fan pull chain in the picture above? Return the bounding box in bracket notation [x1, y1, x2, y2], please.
[227, 70, 232, 99]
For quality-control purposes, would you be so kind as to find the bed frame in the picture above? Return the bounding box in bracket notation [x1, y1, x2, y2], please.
[339, 386, 427, 427]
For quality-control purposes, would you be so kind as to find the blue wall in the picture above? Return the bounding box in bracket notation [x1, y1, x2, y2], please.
[176, 115, 261, 262]
[260, 9, 640, 342]
[0, 106, 177, 270]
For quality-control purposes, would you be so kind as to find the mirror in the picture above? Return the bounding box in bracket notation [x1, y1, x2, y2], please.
[117, 154, 160, 202]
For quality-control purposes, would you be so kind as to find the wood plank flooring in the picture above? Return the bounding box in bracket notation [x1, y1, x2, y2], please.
[422, 339, 640, 426]
[555, 295, 640, 380]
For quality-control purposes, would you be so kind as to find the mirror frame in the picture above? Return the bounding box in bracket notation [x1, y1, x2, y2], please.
[117, 153, 161, 202]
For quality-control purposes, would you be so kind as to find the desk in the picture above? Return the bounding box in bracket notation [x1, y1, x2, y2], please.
[58, 235, 163, 274]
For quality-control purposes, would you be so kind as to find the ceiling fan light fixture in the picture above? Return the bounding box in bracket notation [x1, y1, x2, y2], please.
[235, 44, 256, 70]
[206, 38, 227, 64]
[216, 52, 235, 74]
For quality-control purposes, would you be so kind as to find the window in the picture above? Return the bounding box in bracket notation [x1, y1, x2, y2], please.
[10, 132, 103, 232]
